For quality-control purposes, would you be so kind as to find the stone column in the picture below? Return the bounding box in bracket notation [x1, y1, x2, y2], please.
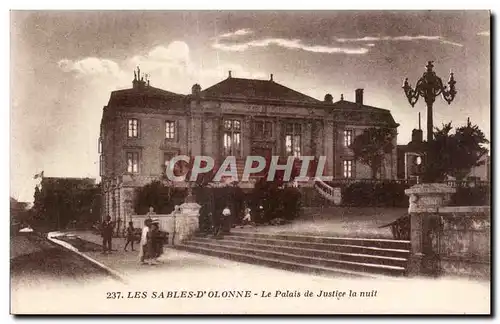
[173, 198, 201, 245]
[405, 183, 456, 276]
[303, 121, 312, 156]
[275, 118, 282, 156]
[203, 118, 213, 157]
[242, 115, 252, 157]
[324, 120, 334, 177]
[190, 113, 203, 157]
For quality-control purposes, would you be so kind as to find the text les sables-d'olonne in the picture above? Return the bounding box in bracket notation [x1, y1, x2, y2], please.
[107, 289, 378, 300]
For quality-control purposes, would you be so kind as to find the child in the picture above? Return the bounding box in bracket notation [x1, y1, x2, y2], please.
[242, 207, 252, 225]
[124, 221, 135, 251]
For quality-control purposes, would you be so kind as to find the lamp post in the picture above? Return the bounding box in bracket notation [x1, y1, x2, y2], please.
[403, 61, 457, 182]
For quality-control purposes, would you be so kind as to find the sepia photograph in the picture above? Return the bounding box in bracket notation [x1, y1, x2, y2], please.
[9, 9, 491, 315]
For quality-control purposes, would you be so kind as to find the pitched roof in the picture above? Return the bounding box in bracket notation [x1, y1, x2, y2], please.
[200, 77, 321, 104]
[107, 86, 185, 108]
[330, 100, 398, 126]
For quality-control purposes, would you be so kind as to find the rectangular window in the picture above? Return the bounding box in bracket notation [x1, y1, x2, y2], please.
[165, 121, 175, 139]
[344, 129, 353, 147]
[128, 119, 139, 138]
[253, 120, 273, 138]
[126, 152, 139, 173]
[99, 155, 105, 176]
[343, 160, 353, 178]
[223, 119, 242, 156]
[285, 123, 301, 157]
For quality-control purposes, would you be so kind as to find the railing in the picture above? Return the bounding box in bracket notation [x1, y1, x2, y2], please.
[324, 178, 418, 187]
[313, 177, 336, 201]
[445, 179, 490, 188]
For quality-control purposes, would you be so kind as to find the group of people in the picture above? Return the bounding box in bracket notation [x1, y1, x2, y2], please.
[207, 204, 259, 238]
[138, 218, 166, 265]
[100, 207, 166, 265]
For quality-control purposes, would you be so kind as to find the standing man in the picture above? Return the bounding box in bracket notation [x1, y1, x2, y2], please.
[220, 206, 231, 237]
[145, 206, 156, 221]
[101, 215, 114, 254]
[124, 221, 135, 252]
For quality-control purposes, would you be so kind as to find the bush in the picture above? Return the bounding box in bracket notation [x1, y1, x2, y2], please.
[339, 181, 490, 208]
[251, 179, 302, 223]
[341, 181, 411, 207]
[134, 181, 186, 214]
[451, 185, 490, 206]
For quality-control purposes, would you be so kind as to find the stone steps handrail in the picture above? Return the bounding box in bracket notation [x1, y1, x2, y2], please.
[313, 177, 336, 202]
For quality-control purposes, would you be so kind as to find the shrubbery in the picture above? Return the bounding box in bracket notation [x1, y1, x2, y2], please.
[251, 179, 302, 223]
[339, 181, 490, 207]
[134, 181, 186, 214]
[451, 185, 490, 206]
[341, 182, 411, 208]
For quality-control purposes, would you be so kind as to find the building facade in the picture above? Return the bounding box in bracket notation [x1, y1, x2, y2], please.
[99, 69, 399, 221]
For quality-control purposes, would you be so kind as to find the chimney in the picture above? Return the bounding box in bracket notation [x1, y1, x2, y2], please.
[270, 74, 274, 82]
[355, 89, 364, 105]
[228, 70, 232, 78]
[191, 84, 201, 96]
[411, 129, 423, 144]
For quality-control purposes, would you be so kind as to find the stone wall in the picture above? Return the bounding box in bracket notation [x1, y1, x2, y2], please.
[130, 202, 201, 245]
[434, 206, 490, 279]
[407, 205, 490, 279]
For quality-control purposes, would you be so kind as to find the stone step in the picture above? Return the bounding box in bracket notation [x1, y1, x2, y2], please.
[228, 231, 410, 250]
[181, 239, 406, 276]
[175, 243, 386, 279]
[189, 237, 408, 268]
[192, 235, 410, 259]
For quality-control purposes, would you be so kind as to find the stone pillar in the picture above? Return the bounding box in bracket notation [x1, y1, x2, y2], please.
[275, 118, 282, 155]
[242, 116, 252, 157]
[173, 201, 201, 245]
[324, 120, 334, 177]
[190, 114, 203, 157]
[405, 183, 456, 276]
[203, 118, 213, 157]
[303, 121, 312, 156]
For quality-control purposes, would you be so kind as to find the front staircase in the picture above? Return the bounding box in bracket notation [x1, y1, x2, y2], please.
[175, 231, 411, 278]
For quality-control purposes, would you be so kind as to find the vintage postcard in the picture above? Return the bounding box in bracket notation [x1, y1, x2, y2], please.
[10, 10, 491, 315]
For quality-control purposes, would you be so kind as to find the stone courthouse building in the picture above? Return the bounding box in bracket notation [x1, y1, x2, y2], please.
[99, 68, 399, 221]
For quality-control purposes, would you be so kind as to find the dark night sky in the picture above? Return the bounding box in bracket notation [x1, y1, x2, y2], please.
[10, 10, 490, 201]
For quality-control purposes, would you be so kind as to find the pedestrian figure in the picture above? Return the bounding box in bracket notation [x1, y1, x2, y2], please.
[138, 218, 152, 264]
[124, 221, 135, 251]
[213, 206, 231, 239]
[145, 206, 156, 221]
[147, 221, 162, 265]
[242, 207, 253, 225]
[210, 212, 219, 237]
[101, 215, 114, 254]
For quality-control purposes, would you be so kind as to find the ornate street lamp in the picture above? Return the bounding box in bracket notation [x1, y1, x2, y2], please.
[402, 61, 457, 182]
[403, 61, 457, 143]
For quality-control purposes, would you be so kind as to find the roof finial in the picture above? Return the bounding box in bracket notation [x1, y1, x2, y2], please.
[418, 112, 421, 130]
[270, 74, 274, 82]
[228, 70, 232, 78]
[340, 93, 344, 101]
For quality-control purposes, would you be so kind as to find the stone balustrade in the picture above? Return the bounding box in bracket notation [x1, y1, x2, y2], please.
[129, 202, 201, 246]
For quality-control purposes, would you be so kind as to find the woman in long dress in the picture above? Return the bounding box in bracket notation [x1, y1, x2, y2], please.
[138, 219, 151, 264]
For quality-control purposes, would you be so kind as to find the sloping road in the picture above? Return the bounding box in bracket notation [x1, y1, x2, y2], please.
[11, 233, 114, 287]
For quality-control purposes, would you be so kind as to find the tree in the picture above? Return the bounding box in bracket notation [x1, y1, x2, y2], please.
[428, 120, 489, 181]
[350, 127, 395, 179]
